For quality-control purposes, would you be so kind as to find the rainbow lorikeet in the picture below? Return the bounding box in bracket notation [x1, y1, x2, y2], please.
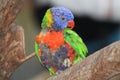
[35, 7, 88, 75]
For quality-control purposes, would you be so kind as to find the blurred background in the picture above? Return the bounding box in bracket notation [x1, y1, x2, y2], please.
[10, 0, 120, 80]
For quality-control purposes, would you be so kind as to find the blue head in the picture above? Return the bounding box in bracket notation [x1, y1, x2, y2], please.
[50, 7, 75, 31]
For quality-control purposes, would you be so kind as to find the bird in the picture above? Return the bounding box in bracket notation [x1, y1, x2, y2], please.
[35, 7, 88, 75]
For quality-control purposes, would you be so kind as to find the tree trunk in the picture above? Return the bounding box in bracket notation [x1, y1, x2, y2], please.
[0, 0, 25, 80]
[0, 0, 24, 32]
[48, 41, 120, 80]
[0, 23, 25, 80]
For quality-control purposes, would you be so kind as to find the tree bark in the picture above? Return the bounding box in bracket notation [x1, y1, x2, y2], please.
[0, 1, 36, 80]
[0, 23, 25, 80]
[0, 0, 25, 80]
[48, 41, 120, 80]
[0, 0, 24, 33]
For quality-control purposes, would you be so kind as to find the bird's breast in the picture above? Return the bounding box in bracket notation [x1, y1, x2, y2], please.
[41, 31, 64, 51]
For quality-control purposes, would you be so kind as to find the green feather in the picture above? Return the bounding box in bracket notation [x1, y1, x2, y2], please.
[35, 42, 42, 63]
[73, 57, 82, 64]
[48, 68, 55, 76]
[41, 9, 53, 29]
[41, 15, 47, 29]
[64, 28, 88, 59]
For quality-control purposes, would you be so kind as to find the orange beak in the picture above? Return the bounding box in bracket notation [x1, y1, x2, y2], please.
[67, 20, 75, 29]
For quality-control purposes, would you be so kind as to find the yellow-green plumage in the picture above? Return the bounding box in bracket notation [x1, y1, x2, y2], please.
[41, 9, 53, 29]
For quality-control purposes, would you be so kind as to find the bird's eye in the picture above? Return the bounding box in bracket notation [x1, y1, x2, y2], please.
[61, 17, 65, 20]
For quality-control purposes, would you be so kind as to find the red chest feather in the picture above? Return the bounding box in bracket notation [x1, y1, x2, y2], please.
[42, 31, 64, 51]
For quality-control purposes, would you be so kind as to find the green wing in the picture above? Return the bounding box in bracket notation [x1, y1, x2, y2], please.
[35, 42, 42, 63]
[64, 28, 88, 60]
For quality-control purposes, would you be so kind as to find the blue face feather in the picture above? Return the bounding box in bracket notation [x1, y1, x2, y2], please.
[50, 7, 74, 31]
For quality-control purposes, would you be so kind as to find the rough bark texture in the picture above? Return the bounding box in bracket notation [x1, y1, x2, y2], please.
[0, 0, 24, 30]
[48, 41, 120, 80]
[0, 23, 25, 80]
[0, 0, 25, 80]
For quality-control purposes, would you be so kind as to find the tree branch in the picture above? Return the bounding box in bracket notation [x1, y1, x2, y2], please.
[47, 41, 120, 80]
[0, 23, 25, 80]
[0, 0, 26, 80]
[0, 22, 36, 80]
[20, 52, 36, 63]
[0, 0, 36, 80]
